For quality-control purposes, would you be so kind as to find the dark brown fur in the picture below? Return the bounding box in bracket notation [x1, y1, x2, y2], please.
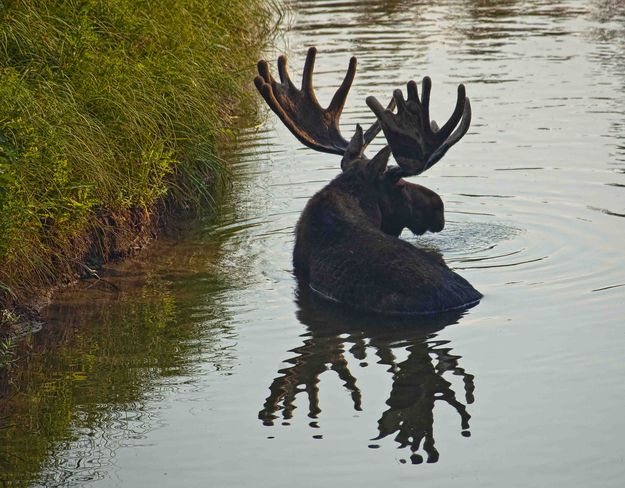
[293, 154, 481, 315]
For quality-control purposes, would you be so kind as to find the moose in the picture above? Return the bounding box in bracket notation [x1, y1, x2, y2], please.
[254, 47, 481, 315]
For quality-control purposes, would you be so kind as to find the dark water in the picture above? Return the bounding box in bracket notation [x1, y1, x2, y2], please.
[2, 0, 625, 486]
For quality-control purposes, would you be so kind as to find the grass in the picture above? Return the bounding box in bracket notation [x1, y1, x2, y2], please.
[0, 310, 18, 369]
[0, 0, 278, 311]
[0, 335, 16, 369]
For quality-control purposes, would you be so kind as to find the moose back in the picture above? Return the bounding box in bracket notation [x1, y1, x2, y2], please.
[255, 47, 481, 315]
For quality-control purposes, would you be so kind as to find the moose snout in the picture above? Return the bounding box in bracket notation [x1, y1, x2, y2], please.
[430, 209, 445, 232]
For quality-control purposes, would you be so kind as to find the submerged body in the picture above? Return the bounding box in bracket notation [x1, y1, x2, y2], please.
[294, 164, 482, 315]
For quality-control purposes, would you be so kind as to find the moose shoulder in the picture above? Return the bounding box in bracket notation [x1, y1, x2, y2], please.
[255, 47, 481, 315]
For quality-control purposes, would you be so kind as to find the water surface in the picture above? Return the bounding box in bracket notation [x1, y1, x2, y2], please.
[1, 1, 625, 486]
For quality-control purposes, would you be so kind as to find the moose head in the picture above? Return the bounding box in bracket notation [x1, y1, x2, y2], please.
[254, 47, 470, 236]
[254, 47, 480, 315]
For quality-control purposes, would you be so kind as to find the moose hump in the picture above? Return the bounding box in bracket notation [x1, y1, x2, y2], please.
[255, 47, 482, 315]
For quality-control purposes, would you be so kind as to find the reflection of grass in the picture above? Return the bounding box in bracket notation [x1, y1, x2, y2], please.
[0, 257, 236, 486]
[0, 0, 278, 307]
[0, 309, 18, 370]
[0, 336, 16, 369]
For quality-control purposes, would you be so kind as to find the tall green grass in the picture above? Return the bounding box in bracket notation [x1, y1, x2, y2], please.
[0, 0, 277, 308]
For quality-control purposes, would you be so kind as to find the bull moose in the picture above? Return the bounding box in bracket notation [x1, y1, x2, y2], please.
[254, 47, 481, 315]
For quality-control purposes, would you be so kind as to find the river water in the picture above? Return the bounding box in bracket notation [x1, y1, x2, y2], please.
[2, 1, 625, 486]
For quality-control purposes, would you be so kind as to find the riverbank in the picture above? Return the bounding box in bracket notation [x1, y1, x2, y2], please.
[0, 0, 278, 335]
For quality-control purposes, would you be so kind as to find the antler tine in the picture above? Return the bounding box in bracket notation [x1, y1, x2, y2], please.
[277, 55, 296, 91]
[256, 59, 273, 84]
[424, 98, 471, 170]
[419, 77, 432, 133]
[435, 84, 466, 142]
[366, 77, 472, 176]
[329, 55, 357, 115]
[301, 47, 317, 99]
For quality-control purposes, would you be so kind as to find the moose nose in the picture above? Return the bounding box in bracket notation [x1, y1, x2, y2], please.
[430, 209, 445, 232]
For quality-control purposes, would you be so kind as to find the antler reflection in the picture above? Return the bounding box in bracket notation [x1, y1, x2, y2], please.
[259, 292, 475, 463]
[372, 338, 474, 464]
[258, 332, 362, 425]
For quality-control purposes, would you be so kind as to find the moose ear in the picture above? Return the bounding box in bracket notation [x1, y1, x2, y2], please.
[366, 145, 391, 179]
[341, 124, 365, 171]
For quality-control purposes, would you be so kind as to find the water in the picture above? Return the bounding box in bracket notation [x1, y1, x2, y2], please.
[2, 0, 625, 486]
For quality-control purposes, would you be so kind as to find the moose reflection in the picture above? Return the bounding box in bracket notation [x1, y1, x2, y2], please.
[259, 288, 475, 464]
[255, 47, 481, 315]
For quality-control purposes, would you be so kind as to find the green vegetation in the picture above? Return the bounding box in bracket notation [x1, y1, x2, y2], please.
[0, 309, 19, 368]
[0, 0, 277, 310]
[0, 335, 16, 369]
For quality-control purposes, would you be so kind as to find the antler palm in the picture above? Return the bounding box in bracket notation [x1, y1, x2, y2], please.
[366, 78, 472, 175]
[254, 47, 356, 155]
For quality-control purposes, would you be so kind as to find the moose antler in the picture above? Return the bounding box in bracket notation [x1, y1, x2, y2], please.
[366, 77, 472, 176]
[254, 47, 387, 161]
